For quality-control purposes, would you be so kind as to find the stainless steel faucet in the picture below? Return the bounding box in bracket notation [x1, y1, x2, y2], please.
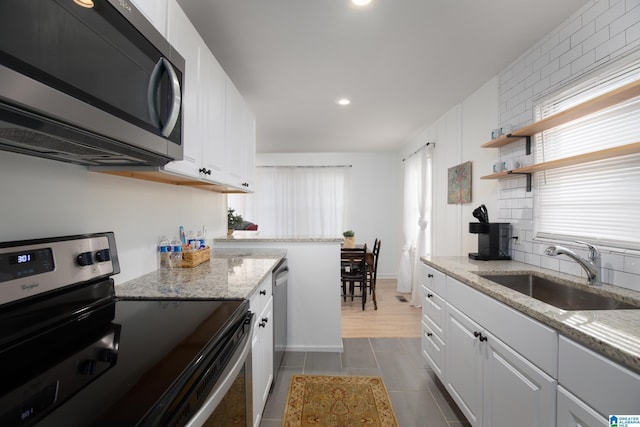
[544, 241, 601, 286]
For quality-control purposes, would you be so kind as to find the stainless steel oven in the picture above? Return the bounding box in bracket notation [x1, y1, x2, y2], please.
[0, 0, 184, 166]
[0, 233, 252, 427]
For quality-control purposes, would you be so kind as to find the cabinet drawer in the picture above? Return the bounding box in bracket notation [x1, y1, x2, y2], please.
[421, 264, 446, 297]
[422, 320, 445, 380]
[250, 274, 273, 315]
[422, 284, 445, 336]
[559, 336, 640, 417]
[557, 386, 607, 427]
[447, 276, 558, 377]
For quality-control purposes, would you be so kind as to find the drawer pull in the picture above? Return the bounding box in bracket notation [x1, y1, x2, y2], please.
[262, 317, 269, 323]
[427, 332, 433, 337]
[427, 274, 434, 278]
[427, 293, 433, 298]
[260, 290, 267, 295]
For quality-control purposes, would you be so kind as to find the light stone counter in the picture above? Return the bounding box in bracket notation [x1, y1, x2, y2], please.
[214, 233, 343, 243]
[115, 248, 286, 300]
[422, 256, 640, 374]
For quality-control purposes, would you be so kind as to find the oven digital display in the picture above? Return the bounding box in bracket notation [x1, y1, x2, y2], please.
[9, 252, 36, 265]
[0, 248, 54, 282]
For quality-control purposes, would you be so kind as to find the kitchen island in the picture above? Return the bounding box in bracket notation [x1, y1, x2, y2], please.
[215, 234, 344, 352]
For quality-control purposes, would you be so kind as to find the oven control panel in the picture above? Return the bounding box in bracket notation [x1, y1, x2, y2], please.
[0, 232, 120, 307]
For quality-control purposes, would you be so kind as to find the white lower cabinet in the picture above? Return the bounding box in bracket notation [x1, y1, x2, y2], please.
[558, 335, 640, 425]
[557, 386, 607, 427]
[429, 268, 557, 427]
[250, 277, 274, 427]
[445, 303, 556, 427]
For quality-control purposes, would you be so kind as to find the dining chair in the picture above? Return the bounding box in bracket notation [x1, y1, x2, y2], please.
[341, 244, 368, 310]
[367, 239, 381, 310]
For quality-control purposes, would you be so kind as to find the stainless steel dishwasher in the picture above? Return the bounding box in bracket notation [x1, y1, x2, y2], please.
[272, 258, 288, 384]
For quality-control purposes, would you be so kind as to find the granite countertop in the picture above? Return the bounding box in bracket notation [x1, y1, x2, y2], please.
[115, 248, 286, 300]
[422, 256, 640, 374]
[214, 233, 343, 243]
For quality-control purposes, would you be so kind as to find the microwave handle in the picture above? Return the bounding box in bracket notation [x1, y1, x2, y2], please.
[147, 58, 182, 137]
[162, 59, 182, 137]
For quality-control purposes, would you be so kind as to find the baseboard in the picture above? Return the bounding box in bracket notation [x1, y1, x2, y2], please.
[285, 344, 344, 353]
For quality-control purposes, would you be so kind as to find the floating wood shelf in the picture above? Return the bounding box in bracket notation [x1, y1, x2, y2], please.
[482, 79, 640, 148]
[480, 141, 640, 191]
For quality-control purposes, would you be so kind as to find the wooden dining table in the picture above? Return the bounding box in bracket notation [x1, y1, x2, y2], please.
[340, 244, 377, 309]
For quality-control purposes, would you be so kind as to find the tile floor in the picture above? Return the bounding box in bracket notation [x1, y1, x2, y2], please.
[259, 337, 471, 427]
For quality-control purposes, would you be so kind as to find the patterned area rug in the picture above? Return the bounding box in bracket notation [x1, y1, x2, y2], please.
[282, 375, 399, 427]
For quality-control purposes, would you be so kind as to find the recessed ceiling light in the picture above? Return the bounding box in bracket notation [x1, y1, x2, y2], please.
[336, 98, 351, 106]
[351, 0, 372, 6]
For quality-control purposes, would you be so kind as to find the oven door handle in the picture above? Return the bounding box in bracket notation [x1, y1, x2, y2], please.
[185, 313, 254, 427]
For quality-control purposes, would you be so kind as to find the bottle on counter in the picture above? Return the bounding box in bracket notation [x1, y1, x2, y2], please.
[170, 237, 183, 268]
[158, 236, 171, 269]
[197, 230, 205, 249]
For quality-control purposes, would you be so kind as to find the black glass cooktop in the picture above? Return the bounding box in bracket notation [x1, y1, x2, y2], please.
[0, 296, 248, 427]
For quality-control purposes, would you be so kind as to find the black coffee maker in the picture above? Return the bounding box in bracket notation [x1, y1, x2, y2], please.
[468, 204, 511, 260]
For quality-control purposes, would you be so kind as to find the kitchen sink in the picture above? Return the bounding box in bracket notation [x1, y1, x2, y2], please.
[478, 273, 640, 310]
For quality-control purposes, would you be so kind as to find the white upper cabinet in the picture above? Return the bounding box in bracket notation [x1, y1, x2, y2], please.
[160, 0, 256, 192]
[164, 0, 201, 178]
[131, 0, 168, 35]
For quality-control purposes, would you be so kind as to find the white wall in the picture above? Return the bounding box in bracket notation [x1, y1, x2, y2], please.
[255, 152, 401, 279]
[398, 77, 500, 258]
[0, 151, 227, 284]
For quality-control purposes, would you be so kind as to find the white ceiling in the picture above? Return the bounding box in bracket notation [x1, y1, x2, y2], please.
[177, 0, 588, 154]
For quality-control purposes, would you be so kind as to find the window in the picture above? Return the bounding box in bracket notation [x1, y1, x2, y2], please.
[228, 166, 350, 236]
[534, 58, 640, 251]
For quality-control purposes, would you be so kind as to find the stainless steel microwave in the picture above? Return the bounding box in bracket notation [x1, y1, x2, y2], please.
[0, 0, 184, 166]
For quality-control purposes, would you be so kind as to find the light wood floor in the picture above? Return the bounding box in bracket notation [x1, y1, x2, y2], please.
[341, 278, 422, 338]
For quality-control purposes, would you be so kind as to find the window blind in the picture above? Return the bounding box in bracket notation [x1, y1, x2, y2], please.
[534, 59, 640, 251]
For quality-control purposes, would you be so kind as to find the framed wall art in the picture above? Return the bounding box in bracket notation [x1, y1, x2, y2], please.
[447, 161, 472, 204]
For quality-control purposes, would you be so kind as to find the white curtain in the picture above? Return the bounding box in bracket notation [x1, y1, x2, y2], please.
[228, 166, 350, 236]
[397, 146, 432, 306]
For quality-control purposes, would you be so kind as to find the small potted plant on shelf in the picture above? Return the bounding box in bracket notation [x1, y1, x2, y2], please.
[343, 230, 355, 248]
[227, 208, 243, 236]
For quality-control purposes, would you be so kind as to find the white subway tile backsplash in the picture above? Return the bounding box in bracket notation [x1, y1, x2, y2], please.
[550, 64, 572, 86]
[560, 45, 584, 68]
[559, 16, 584, 42]
[606, 269, 640, 292]
[610, 4, 640, 35]
[524, 252, 542, 266]
[595, 0, 626, 31]
[571, 50, 597, 74]
[595, 31, 626, 60]
[583, 25, 610, 52]
[624, 255, 640, 274]
[602, 252, 625, 271]
[583, 0, 611, 25]
[540, 256, 560, 271]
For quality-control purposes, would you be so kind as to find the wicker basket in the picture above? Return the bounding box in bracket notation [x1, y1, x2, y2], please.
[180, 246, 211, 268]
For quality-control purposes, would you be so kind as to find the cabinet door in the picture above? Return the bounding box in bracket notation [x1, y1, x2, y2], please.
[445, 304, 483, 426]
[224, 77, 244, 187]
[483, 331, 556, 427]
[199, 49, 227, 182]
[240, 105, 256, 189]
[164, 1, 202, 178]
[131, 0, 167, 35]
[252, 297, 274, 427]
[557, 386, 607, 427]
